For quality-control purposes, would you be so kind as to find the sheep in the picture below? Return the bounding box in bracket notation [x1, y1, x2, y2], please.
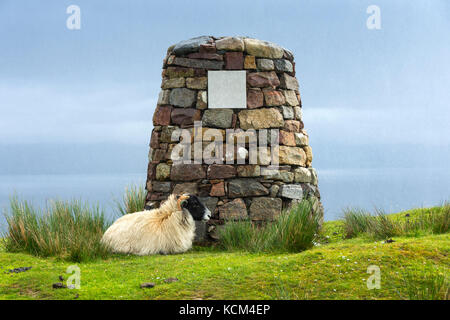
[101, 194, 211, 255]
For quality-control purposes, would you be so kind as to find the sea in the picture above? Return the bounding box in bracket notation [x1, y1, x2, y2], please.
[0, 168, 449, 231]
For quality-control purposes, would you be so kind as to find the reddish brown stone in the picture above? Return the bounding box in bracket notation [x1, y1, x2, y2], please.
[224, 52, 244, 70]
[231, 113, 237, 129]
[150, 131, 160, 149]
[207, 164, 237, 179]
[159, 143, 168, 150]
[279, 130, 296, 146]
[171, 108, 201, 127]
[219, 198, 248, 220]
[296, 91, 302, 107]
[199, 43, 216, 53]
[284, 120, 303, 132]
[210, 181, 225, 197]
[188, 52, 223, 61]
[263, 89, 286, 106]
[247, 88, 264, 109]
[153, 105, 172, 126]
[170, 164, 206, 181]
[147, 163, 157, 180]
[194, 69, 207, 77]
[247, 71, 280, 88]
[153, 149, 166, 162]
[149, 192, 166, 201]
[146, 180, 152, 192]
[173, 182, 198, 195]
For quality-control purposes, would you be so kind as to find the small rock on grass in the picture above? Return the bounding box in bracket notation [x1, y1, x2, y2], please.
[164, 277, 179, 283]
[8, 267, 32, 274]
[140, 282, 155, 289]
[52, 282, 67, 289]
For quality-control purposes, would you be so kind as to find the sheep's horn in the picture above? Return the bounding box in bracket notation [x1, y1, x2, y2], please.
[177, 194, 189, 210]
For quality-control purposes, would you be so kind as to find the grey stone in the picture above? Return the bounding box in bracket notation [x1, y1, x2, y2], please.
[216, 37, 244, 51]
[279, 184, 303, 200]
[243, 38, 284, 59]
[160, 126, 181, 143]
[236, 165, 260, 177]
[270, 185, 280, 197]
[172, 36, 213, 55]
[161, 77, 185, 89]
[173, 57, 224, 70]
[228, 179, 269, 198]
[196, 91, 208, 109]
[294, 168, 312, 183]
[256, 58, 275, 71]
[157, 90, 170, 105]
[309, 168, 318, 186]
[199, 196, 219, 213]
[194, 221, 207, 242]
[152, 181, 171, 193]
[274, 59, 294, 72]
[173, 182, 198, 195]
[279, 73, 299, 90]
[260, 167, 294, 182]
[281, 106, 294, 120]
[294, 106, 302, 120]
[202, 109, 234, 128]
[249, 197, 282, 221]
[294, 132, 309, 146]
[169, 88, 196, 107]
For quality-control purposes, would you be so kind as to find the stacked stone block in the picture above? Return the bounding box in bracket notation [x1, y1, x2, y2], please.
[147, 36, 322, 240]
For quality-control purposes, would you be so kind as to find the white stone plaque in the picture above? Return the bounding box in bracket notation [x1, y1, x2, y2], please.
[208, 70, 246, 109]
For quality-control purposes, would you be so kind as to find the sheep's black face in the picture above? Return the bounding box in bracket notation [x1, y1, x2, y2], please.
[180, 195, 211, 222]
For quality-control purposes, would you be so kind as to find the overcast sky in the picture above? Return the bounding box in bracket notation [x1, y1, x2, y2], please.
[0, 0, 449, 173]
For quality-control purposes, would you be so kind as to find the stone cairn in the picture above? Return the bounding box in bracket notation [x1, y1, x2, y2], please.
[147, 36, 322, 241]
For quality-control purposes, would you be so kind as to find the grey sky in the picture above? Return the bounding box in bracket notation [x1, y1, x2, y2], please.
[0, 0, 449, 173]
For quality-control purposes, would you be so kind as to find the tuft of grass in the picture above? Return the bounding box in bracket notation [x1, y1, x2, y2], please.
[343, 204, 449, 240]
[3, 197, 111, 262]
[368, 209, 402, 240]
[218, 220, 261, 251]
[342, 208, 373, 238]
[114, 184, 147, 215]
[401, 268, 449, 300]
[219, 199, 321, 253]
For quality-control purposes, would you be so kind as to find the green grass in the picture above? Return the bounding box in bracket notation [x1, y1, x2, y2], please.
[2, 197, 111, 262]
[219, 199, 320, 253]
[114, 184, 147, 216]
[343, 204, 449, 240]
[0, 205, 448, 300]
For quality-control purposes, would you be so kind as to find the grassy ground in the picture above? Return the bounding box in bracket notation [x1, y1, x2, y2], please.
[0, 207, 448, 300]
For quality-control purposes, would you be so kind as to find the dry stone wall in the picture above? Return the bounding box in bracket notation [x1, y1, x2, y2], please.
[146, 36, 322, 241]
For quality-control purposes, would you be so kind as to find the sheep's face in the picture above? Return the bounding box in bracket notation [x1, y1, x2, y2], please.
[179, 194, 211, 222]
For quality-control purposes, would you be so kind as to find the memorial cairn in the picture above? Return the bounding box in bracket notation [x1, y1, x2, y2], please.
[146, 36, 323, 241]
